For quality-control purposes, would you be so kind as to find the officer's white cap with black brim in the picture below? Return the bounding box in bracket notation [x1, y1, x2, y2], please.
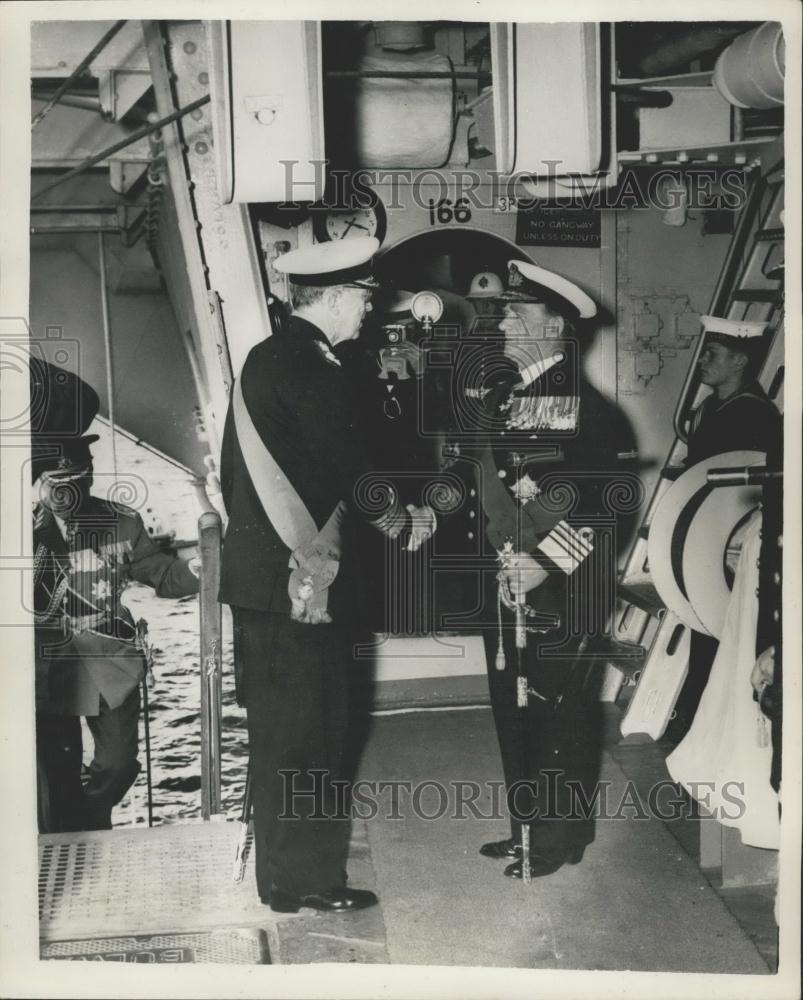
[506, 260, 598, 319]
[274, 237, 382, 289]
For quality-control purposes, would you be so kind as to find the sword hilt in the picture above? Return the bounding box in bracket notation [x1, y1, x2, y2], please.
[526, 610, 560, 632]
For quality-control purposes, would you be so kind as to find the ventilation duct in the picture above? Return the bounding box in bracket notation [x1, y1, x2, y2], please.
[713, 22, 785, 110]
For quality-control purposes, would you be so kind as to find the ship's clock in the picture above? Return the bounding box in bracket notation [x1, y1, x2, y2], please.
[312, 198, 387, 244]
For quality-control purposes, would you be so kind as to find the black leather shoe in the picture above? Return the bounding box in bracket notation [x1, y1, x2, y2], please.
[479, 837, 521, 860]
[504, 846, 584, 879]
[266, 886, 379, 914]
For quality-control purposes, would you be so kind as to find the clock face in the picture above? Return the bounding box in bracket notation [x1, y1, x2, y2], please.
[313, 199, 387, 244]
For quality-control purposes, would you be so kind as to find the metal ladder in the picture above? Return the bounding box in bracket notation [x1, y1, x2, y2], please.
[615, 156, 786, 739]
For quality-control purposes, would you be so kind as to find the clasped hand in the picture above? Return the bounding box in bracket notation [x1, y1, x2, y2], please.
[405, 504, 437, 552]
[498, 552, 549, 595]
[750, 646, 775, 699]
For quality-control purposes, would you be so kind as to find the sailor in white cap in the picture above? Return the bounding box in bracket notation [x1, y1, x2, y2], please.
[219, 236, 437, 915]
[667, 315, 782, 742]
[686, 314, 781, 466]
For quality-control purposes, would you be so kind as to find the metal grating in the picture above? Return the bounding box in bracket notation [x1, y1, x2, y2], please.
[38, 819, 389, 965]
[39, 821, 270, 942]
[41, 928, 269, 964]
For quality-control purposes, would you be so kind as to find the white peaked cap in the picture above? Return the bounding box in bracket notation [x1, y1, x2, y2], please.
[274, 237, 381, 288]
[507, 261, 597, 319]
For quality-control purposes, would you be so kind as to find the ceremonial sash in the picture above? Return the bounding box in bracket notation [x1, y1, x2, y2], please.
[232, 376, 344, 624]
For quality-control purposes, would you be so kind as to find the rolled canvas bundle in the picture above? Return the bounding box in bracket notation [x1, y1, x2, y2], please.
[348, 50, 455, 168]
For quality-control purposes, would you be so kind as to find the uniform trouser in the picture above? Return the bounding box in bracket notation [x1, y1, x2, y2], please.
[481, 573, 603, 857]
[36, 687, 141, 832]
[36, 713, 84, 833]
[233, 608, 352, 899]
[671, 632, 719, 738]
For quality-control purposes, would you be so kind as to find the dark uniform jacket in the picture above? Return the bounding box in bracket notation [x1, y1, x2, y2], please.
[34, 497, 199, 716]
[436, 354, 636, 644]
[469, 356, 634, 556]
[219, 316, 377, 619]
[686, 380, 781, 467]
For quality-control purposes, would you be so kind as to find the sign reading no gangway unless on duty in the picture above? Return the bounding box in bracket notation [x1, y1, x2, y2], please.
[516, 205, 601, 248]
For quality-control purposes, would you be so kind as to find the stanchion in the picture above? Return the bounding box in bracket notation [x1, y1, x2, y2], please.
[135, 618, 155, 827]
[198, 511, 223, 820]
[141, 677, 154, 828]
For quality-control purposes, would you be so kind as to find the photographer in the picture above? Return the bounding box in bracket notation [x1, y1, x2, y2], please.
[337, 290, 446, 633]
[338, 290, 429, 471]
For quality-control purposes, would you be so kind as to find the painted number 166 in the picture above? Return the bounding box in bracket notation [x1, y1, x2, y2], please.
[427, 198, 472, 225]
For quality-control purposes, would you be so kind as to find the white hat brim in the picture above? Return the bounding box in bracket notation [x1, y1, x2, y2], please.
[508, 261, 597, 319]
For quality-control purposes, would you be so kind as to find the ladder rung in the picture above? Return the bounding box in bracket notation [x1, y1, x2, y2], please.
[755, 228, 785, 242]
[731, 289, 783, 303]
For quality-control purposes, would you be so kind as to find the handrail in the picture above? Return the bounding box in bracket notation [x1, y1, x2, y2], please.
[198, 510, 223, 819]
[31, 94, 210, 201]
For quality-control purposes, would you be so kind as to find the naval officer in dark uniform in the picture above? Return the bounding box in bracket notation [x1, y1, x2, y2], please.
[456, 261, 637, 879]
[219, 238, 436, 914]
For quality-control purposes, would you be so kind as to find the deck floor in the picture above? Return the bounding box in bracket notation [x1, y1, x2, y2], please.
[357, 707, 773, 972]
[39, 705, 776, 971]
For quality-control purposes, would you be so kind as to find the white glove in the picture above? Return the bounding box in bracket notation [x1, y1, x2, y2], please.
[405, 504, 437, 552]
[751, 646, 775, 699]
[499, 553, 549, 595]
